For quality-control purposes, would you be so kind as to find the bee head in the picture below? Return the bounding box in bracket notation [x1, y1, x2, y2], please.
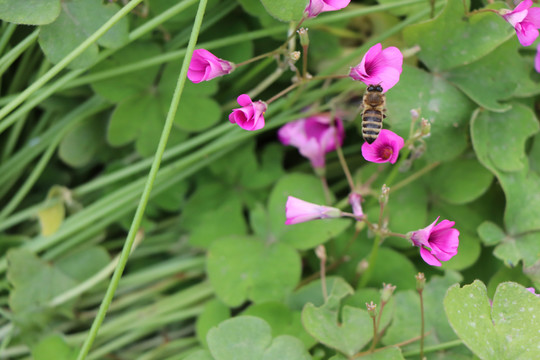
[367, 84, 383, 92]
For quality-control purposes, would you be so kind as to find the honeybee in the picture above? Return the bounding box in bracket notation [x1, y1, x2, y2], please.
[361, 84, 386, 144]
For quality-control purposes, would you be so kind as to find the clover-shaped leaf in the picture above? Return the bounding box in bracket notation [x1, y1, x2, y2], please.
[207, 316, 311, 360]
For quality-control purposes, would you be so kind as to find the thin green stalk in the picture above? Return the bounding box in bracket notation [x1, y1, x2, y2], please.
[0, 30, 38, 77]
[0, 134, 60, 220]
[359, 233, 381, 287]
[402, 339, 463, 357]
[75, 1, 208, 358]
[135, 337, 198, 360]
[0, 0, 144, 128]
[0, 23, 16, 55]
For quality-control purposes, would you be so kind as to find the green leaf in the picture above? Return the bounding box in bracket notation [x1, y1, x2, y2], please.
[286, 276, 342, 311]
[268, 173, 351, 250]
[0, 0, 60, 25]
[381, 291, 420, 347]
[477, 221, 506, 246]
[259, 0, 307, 22]
[403, 0, 513, 71]
[59, 116, 106, 168]
[361, 247, 417, 290]
[7, 249, 77, 334]
[196, 300, 231, 348]
[207, 236, 301, 307]
[242, 302, 316, 349]
[184, 350, 214, 360]
[31, 334, 77, 360]
[90, 42, 162, 102]
[444, 280, 540, 360]
[207, 316, 311, 360]
[359, 347, 405, 360]
[471, 104, 539, 173]
[386, 180, 428, 237]
[442, 231, 481, 271]
[429, 158, 493, 205]
[56, 246, 110, 282]
[302, 278, 373, 356]
[444, 40, 524, 112]
[39, 0, 129, 69]
[343, 288, 395, 336]
[386, 65, 474, 162]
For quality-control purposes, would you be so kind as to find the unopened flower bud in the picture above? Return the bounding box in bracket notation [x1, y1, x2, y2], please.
[290, 51, 301, 62]
[297, 28, 309, 47]
[348, 192, 364, 219]
[410, 108, 420, 121]
[415, 272, 426, 292]
[315, 245, 327, 261]
[379, 184, 390, 206]
[366, 301, 377, 317]
[357, 259, 368, 275]
[381, 283, 396, 303]
[420, 118, 431, 137]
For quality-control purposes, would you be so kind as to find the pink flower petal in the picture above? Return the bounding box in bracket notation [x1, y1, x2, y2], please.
[535, 44, 540, 73]
[237, 94, 252, 107]
[516, 22, 539, 46]
[524, 7, 540, 28]
[515, 0, 533, 13]
[420, 247, 442, 266]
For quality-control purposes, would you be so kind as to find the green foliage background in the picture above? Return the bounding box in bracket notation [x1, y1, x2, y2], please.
[0, 0, 538, 359]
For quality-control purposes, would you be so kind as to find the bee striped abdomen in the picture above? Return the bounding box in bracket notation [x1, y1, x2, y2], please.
[361, 85, 386, 144]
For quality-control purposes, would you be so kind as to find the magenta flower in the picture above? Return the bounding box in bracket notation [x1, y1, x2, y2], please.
[229, 94, 267, 131]
[361, 129, 404, 164]
[278, 114, 345, 169]
[409, 217, 459, 267]
[526, 287, 540, 297]
[187, 49, 234, 83]
[534, 43, 540, 73]
[285, 196, 342, 225]
[349, 43, 403, 92]
[304, 0, 351, 18]
[500, 0, 540, 47]
[348, 192, 364, 219]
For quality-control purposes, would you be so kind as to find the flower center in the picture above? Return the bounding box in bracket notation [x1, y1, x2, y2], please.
[380, 146, 393, 160]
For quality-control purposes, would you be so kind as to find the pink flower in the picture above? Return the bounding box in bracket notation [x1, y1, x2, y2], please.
[229, 94, 267, 131]
[187, 49, 234, 83]
[500, 0, 540, 47]
[285, 196, 342, 225]
[278, 114, 345, 169]
[348, 192, 364, 218]
[349, 43, 403, 92]
[361, 129, 404, 164]
[409, 217, 460, 267]
[305, 0, 351, 18]
[534, 43, 540, 73]
[526, 287, 540, 297]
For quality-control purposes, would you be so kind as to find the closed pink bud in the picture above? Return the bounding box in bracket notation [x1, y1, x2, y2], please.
[348, 192, 364, 218]
[285, 196, 342, 225]
[187, 49, 234, 83]
[349, 43, 403, 93]
[361, 129, 404, 164]
[305, 0, 351, 18]
[229, 94, 267, 131]
[409, 217, 459, 267]
[535, 43, 540, 73]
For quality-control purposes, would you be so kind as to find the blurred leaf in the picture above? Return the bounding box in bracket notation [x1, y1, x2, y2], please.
[442, 231, 481, 271]
[152, 181, 189, 211]
[237, 0, 281, 29]
[39, 0, 129, 69]
[361, 247, 417, 290]
[207, 236, 301, 306]
[302, 278, 372, 356]
[444, 40, 524, 112]
[207, 316, 311, 360]
[184, 350, 214, 360]
[360, 348, 405, 360]
[0, 0, 60, 25]
[377, 0, 425, 17]
[196, 299, 231, 348]
[403, 0, 512, 71]
[471, 104, 538, 173]
[477, 221, 506, 246]
[90, 42, 162, 102]
[7, 249, 76, 334]
[59, 117, 106, 168]
[444, 280, 540, 360]
[343, 288, 395, 335]
[268, 173, 351, 250]
[387, 180, 428, 236]
[38, 186, 66, 236]
[31, 335, 77, 360]
[429, 158, 493, 205]
[56, 246, 110, 282]
[386, 65, 474, 162]
[487, 266, 531, 299]
[242, 302, 316, 349]
[260, 0, 307, 22]
[286, 277, 343, 311]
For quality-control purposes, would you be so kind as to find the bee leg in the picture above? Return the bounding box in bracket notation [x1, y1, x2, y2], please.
[383, 114, 387, 118]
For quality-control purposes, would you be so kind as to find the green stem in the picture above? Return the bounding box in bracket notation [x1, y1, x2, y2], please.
[359, 233, 381, 287]
[419, 289, 425, 359]
[75, 1, 208, 358]
[0, 30, 38, 78]
[402, 339, 463, 357]
[0, 23, 16, 55]
[0, 0, 144, 128]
